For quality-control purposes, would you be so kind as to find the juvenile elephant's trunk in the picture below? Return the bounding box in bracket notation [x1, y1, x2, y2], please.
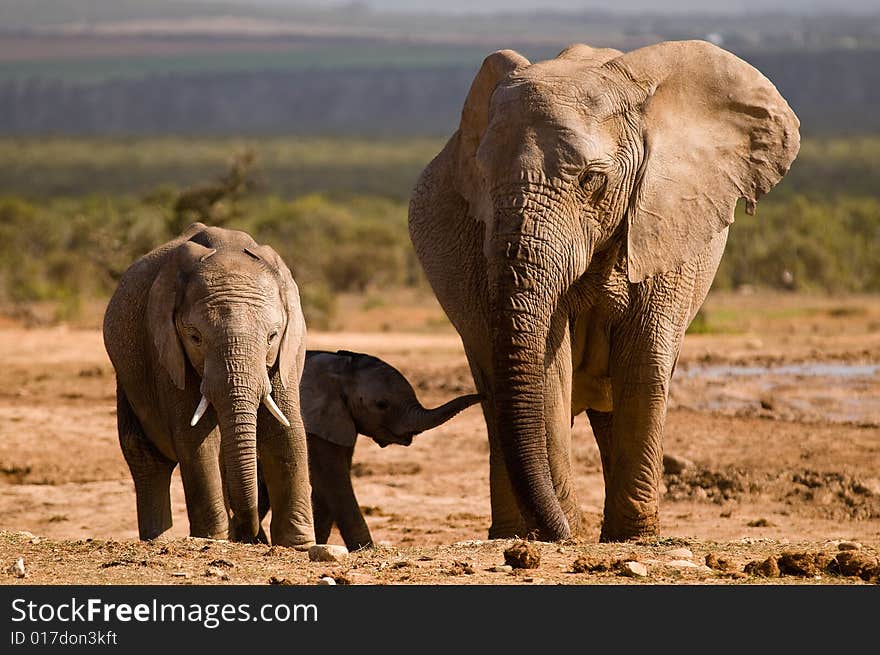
[205, 344, 266, 543]
[399, 393, 481, 435]
[488, 200, 589, 541]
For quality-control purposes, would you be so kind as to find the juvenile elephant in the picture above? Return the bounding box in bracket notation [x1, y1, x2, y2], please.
[408, 40, 799, 542]
[103, 222, 314, 547]
[258, 350, 480, 550]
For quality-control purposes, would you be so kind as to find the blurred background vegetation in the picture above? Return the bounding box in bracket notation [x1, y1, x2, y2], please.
[0, 1, 877, 329]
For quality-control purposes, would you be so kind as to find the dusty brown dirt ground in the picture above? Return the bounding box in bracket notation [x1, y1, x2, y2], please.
[1, 291, 879, 585]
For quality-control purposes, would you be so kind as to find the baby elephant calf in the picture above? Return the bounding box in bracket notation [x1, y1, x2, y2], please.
[259, 350, 480, 550]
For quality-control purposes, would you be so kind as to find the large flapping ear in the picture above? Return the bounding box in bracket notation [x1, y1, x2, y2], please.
[603, 40, 800, 283]
[250, 245, 305, 390]
[300, 355, 358, 448]
[453, 49, 531, 213]
[146, 240, 215, 390]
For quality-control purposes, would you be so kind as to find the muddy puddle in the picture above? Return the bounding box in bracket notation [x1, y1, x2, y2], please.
[672, 361, 880, 426]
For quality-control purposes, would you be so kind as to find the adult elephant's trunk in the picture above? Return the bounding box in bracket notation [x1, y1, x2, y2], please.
[398, 393, 481, 435]
[488, 201, 586, 541]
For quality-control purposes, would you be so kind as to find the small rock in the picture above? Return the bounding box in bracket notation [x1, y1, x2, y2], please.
[318, 576, 337, 585]
[170, 571, 189, 578]
[504, 540, 541, 569]
[667, 559, 699, 568]
[620, 561, 648, 578]
[308, 544, 350, 563]
[663, 453, 693, 475]
[8, 558, 26, 578]
[664, 547, 693, 560]
[489, 565, 513, 573]
[204, 567, 229, 580]
[837, 541, 862, 551]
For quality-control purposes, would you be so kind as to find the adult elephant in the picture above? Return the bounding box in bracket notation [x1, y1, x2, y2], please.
[103, 222, 314, 547]
[408, 41, 799, 542]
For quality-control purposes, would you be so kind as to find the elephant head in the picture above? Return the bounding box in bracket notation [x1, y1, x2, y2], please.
[302, 350, 481, 448]
[147, 228, 305, 540]
[453, 41, 799, 539]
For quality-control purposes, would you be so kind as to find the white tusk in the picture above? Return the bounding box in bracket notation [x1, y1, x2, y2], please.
[263, 393, 290, 428]
[190, 395, 210, 427]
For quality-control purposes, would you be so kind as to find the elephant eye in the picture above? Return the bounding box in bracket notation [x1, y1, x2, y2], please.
[579, 170, 605, 194]
[268, 331, 279, 345]
[188, 330, 202, 346]
[375, 399, 390, 411]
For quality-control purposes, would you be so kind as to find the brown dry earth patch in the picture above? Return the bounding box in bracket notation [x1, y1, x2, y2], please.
[1, 291, 879, 584]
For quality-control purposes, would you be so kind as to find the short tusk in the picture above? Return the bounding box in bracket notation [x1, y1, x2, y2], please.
[263, 393, 291, 428]
[190, 395, 210, 427]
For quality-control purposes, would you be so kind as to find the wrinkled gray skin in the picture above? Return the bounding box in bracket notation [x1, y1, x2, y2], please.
[408, 40, 799, 542]
[256, 350, 481, 550]
[103, 223, 314, 547]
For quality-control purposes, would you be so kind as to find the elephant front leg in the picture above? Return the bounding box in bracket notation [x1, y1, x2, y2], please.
[306, 437, 372, 550]
[601, 345, 676, 542]
[178, 428, 229, 540]
[466, 362, 526, 539]
[117, 389, 175, 541]
[257, 397, 315, 549]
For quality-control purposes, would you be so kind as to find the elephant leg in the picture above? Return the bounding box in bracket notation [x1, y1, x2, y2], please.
[255, 463, 270, 544]
[466, 359, 526, 539]
[177, 428, 228, 539]
[601, 319, 684, 541]
[586, 408, 613, 491]
[542, 313, 582, 538]
[257, 395, 314, 549]
[311, 489, 334, 545]
[117, 389, 175, 541]
[307, 437, 372, 550]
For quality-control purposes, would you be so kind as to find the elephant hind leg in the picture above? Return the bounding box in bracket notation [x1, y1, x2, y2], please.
[586, 408, 613, 492]
[117, 388, 175, 541]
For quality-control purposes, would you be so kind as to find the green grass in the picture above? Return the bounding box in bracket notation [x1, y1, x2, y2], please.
[0, 135, 878, 328]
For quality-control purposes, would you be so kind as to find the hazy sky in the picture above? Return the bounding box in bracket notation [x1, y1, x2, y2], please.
[239, 0, 880, 13]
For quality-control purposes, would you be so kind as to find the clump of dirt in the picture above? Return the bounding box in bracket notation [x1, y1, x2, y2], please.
[445, 560, 475, 575]
[786, 470, 880, 520]
[705, 552, 737, 572]
[777, 551, 835, 577]
[664, 465, 752, 503]
[744, 556, 781, 578]
[743, 549, 880, 582]
[504, 541, 541, 569]
[571, 556, 613, 573]
[833, 551, 880, 581]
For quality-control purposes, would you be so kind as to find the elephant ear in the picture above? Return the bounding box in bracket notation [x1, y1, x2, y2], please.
[604, 40, 800, 283]
[251, 245, 305, 390]
[300, 354, 357, 448]
[454, 49, 530, 215]
[146, 240, 215, 390]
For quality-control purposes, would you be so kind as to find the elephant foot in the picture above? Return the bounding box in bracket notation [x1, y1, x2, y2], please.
[599, 513, 659, 543]
[488, 520, 528, 540]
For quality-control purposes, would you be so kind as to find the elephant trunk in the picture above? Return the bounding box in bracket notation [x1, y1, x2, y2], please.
[399, 393, 481, 435]
[206, 343, 267, 543]
[488, 199, 589, 541]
